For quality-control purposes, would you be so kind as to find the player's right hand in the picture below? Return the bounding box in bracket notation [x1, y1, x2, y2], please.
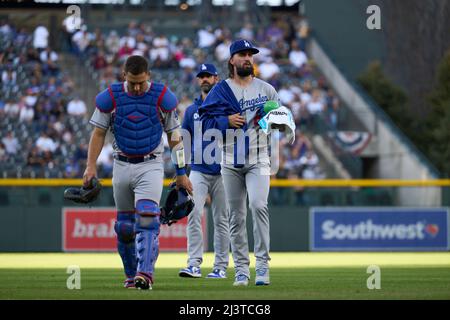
[83, 166, 97, 187]
[176, 175, 193, 195]
[228, 113, 246, 128]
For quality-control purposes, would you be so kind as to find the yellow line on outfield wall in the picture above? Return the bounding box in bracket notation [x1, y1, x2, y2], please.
[1, 179, 450, 187]
[270, 179, 450, 187]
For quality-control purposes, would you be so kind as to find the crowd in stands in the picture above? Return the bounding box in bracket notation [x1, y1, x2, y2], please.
[1, 13, 345, 182]
[70, 15, 340, 180]
[0, 20, 93, 178]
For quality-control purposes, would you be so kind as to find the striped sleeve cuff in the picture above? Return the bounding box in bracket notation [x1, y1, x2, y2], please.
[89, 119, 108, 130]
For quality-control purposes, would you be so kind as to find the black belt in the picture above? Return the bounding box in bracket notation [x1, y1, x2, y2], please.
[114, 153, 157, 164]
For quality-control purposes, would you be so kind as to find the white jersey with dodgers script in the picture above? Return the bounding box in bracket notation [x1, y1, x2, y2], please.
[223, 77, 280, 165]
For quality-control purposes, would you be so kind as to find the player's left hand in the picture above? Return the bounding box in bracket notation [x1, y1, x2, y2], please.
[176, 175, 193, 195]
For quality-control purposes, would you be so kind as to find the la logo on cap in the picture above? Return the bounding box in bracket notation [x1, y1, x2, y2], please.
[202, 64, 207, 70]
[244, 41, 250, 47]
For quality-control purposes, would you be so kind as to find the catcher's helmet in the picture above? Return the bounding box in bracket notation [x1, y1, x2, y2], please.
[160, 183, 194, 226]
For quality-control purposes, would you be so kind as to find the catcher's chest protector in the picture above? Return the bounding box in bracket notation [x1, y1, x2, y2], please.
[110, 83, 164, 156]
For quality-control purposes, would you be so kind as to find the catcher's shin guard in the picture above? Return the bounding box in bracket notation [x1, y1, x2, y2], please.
[114, 212, 137, 278]
[135, 200, 160, 281]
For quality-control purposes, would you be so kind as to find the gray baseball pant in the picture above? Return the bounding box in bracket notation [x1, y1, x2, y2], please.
[187, 170, 230, 271]
[221, 163, 271, 279]
[112, 157, 164, 210]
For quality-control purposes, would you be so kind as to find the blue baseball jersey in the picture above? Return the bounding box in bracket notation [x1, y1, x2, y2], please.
[182, 96, 221, 175]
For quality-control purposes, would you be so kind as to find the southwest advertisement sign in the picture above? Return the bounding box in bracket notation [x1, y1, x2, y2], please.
[62, 207, 206, 252]
[310, 207, 449, 251]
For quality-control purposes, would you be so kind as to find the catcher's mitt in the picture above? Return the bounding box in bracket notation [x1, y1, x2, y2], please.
[64, 177, 102, 204]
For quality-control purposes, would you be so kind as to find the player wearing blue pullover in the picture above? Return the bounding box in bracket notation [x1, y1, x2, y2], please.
[179, 63, 230, 279]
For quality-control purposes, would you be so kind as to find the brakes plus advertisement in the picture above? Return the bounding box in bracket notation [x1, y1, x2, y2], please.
[62, 208, 206, 252]
[310, 207, 449, 251]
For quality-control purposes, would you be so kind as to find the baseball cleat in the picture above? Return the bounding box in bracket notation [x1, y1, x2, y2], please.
[123, 277, 136, 289]
[255, 268, 270, 286]
[179, 266, 202, 278]
[134, 272, 153, 290]
[206, 269, 227, 279]
[233, 274, 249, 286]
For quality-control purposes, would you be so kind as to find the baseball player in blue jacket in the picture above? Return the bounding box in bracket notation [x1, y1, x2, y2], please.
[83, 55, 193, 290]
[179, 63, 230, 279]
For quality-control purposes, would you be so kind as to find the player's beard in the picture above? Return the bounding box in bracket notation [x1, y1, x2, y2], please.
[236, 63, 254, 77]
[201, 83, 214, 94]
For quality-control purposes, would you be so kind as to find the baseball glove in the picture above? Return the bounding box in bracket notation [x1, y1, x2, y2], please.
[64, 177, 102, 204]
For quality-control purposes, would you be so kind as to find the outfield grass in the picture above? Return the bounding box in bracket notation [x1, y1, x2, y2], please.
[0, 253, 449, 300]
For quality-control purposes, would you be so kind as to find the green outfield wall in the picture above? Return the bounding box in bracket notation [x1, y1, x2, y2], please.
[0, 186, 448, 252]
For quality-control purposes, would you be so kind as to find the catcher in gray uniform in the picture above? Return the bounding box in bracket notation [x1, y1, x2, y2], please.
[199, 40, 280, 286]
[179, 63, 230, 279]
[83, 55, 192, 290]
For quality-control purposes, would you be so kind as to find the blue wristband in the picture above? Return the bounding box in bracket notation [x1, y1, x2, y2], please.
[175, 166, 186, 176]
